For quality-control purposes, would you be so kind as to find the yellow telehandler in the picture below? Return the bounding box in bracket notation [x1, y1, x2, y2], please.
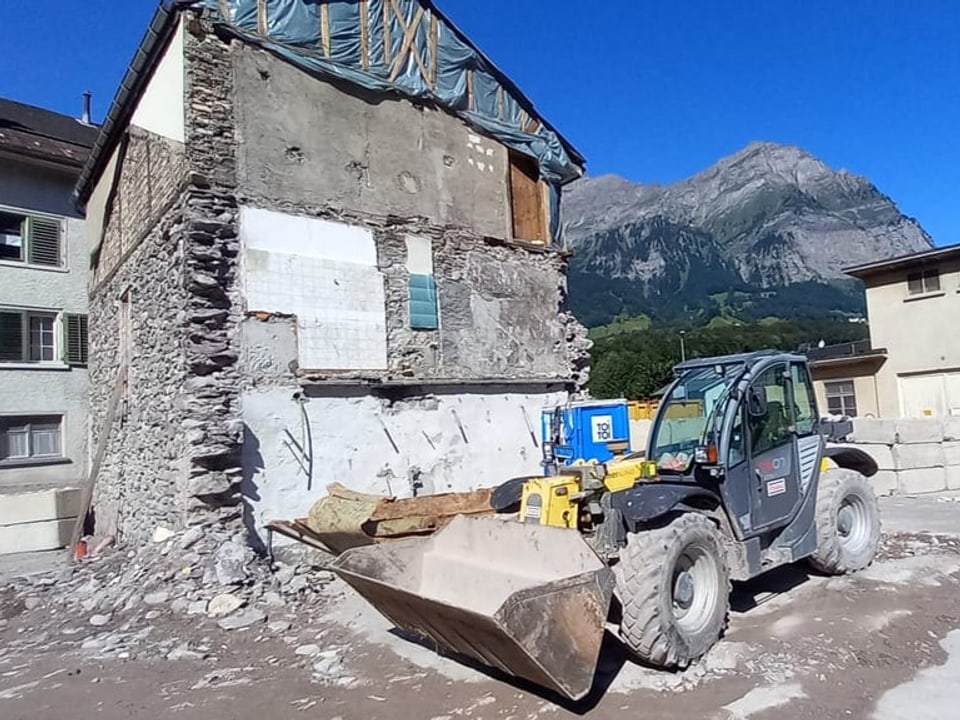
[329, 351, 881, 700]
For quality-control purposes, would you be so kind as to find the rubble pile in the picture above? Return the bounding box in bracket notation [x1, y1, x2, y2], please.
[1, 523, 349, 680]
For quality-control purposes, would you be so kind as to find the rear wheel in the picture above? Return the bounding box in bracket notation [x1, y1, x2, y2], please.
[617, 514, 730, 669]
[809, 468, 880, 574]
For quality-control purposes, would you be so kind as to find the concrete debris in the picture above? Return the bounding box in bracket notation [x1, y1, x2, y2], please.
[89, 614, 111, 627]
[207, 593, 243, 618]
[24, 596, 42, 611]
[215, 541, 249, 585]
[166, 643, 207, 661]
[217, 607, 267, 631]
[295, 644, 321, 656]
[312, 650, 345, 681]
[143, 591, 170, 606]
[179, 526, 204, 550]
[152, 527, 175, 543]
[268, 620, 293, 633]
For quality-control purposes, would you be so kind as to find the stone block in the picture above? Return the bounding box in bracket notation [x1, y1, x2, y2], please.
[897, 467, 947, 495]
[848, 418, 897, 445]
[832, 443, 895, 471]
[869, 470, 899, 496]
[895, 418, 945, 444]
[0, 519, 74, 555]
[893, 443, 945, 470]
[944, 441, 960, 468]
[0, 488, 81, 526]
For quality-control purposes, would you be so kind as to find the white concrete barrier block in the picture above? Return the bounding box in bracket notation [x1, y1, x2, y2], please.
[895, 418, 946, 445]
[897, 467, 947, 495]
[833, 443, 896, 471]
[0, 518, 74, 555]
[870, 470, 899, 496]
[947, 466, 960, 491]
[0, 488, 81, 526]
[849, 418, 897, 445]
[629, 419, 652, 453]
[945, 418, 960, 442]
[944, 441, 960, 468]
[893, 443, 946, 470]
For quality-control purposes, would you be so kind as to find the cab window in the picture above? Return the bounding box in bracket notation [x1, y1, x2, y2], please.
[747, 364, 792, 456]
[790, 363, 817, 436]
[728, 405, 746, 467]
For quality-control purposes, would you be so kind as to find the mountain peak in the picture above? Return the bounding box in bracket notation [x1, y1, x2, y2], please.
[561, 143, 934, 325]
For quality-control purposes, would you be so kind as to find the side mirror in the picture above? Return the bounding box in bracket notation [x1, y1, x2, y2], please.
[747, 386, 768, 417]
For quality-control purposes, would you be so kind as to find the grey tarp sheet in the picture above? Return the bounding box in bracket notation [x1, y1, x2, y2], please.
[199, 0, 583, 241]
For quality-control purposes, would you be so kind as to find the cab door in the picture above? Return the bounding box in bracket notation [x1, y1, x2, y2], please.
[745, 362, 802, 532]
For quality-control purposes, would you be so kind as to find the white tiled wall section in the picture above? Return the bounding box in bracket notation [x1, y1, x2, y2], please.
[240, 207, 387, 371]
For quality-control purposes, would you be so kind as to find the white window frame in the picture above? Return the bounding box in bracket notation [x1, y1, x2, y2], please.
[906, 267, 941, 297]
[0, 307, 61, 365]
[0, 414, 64, 465]
[0, 306, 88, 368]
[824, 379, 858, 417]
[0, 204, 66, 271]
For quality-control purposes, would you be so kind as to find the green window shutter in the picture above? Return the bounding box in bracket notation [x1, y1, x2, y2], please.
[63, 314, 89, 365]
[26, 216, 62, 266]
[409, 274, 439, 330]
[0, 311, 23, 361]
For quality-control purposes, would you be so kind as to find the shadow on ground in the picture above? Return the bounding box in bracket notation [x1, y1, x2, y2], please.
[383, 562, 820, 713]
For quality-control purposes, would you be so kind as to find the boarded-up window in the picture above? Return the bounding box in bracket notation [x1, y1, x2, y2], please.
[509, 152, 548, 244]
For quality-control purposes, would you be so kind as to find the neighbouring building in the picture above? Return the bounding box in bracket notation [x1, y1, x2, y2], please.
[809, 243, 960, 419]
[74, 1, 589, 547]
[0, 97, 97, 553]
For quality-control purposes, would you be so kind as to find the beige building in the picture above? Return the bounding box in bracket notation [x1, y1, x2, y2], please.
[810, 244, 960, 419]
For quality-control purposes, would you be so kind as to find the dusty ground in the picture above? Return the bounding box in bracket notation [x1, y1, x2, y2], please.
[3, 495, 960, 720]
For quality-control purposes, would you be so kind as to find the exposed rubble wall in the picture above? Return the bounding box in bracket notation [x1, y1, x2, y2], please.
[85, 12, 589, 547]
[88, 18, 245, 542]
[228, 45, 589, 542]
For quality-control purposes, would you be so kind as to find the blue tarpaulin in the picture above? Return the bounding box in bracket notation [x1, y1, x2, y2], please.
[199, 0, 584, 242]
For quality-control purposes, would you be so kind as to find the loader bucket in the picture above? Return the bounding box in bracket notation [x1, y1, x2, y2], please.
[330, 514, 615, 700]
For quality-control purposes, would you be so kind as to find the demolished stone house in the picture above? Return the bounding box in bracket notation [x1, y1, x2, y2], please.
[74, 0, 589, 547]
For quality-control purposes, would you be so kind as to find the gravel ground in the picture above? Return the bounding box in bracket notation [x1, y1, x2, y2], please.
[2, 495, 960, 720]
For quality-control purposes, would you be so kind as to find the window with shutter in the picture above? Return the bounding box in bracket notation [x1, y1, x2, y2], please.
[64, 314, 89, 366]
[0, 208, 62, 267]
[0, 211, 24, 261]
[0, 309, 63, 364]
[0, 311, 23, 361]
[26, 217, 62, 266]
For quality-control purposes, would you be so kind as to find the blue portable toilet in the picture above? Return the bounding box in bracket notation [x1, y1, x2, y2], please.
[541, 399, 631, 469]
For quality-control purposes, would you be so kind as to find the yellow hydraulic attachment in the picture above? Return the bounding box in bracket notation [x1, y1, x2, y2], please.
[519, 451, 659, 529]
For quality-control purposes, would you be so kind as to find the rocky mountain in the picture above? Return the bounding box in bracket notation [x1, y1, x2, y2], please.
[562, 142, 933, 326]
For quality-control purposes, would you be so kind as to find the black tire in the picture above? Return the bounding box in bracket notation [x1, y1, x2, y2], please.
[808, 467, 881, 574]
[617, 514, 730, 669]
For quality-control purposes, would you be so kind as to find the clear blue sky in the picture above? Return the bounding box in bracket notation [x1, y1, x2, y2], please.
[4, 1, 959, 245]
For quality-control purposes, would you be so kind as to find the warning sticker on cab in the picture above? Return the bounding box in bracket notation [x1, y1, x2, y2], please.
[766, 478, 787, 497]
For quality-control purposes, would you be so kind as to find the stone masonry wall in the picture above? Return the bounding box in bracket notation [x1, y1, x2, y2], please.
[89, 201, 189, 541]
[93, 127, 187, 290]
[88, 14, 246, 542]
[834, 417, 960, 496]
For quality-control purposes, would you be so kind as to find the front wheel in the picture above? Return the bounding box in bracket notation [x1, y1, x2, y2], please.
[617, 513, 730, 669]
[808, 468, 881, 574]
